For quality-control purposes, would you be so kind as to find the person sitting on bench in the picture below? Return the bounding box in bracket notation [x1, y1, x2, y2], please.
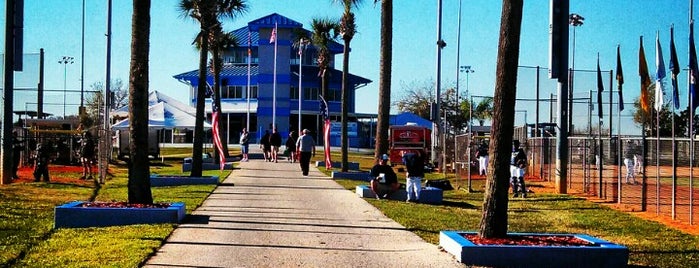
[370, 154, 399, 199]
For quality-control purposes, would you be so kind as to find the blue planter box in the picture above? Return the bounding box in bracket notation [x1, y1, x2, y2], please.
[440, 231, 628, 268]
[150, 175, 219, 187]
[331, 171, 371, 181]
[54, 201, 186, 228]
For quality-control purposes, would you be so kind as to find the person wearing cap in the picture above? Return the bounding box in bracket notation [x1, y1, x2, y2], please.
[402, 149, 425, 203]
[369, 154, 399, 199]
[295, 129, 316, 176]
[510, 140, 528, 198]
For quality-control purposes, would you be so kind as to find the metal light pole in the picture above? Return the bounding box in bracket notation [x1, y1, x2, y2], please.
[460, 65, 474, 185]
[298, 38, 309, 135]
[432, 0, 446, 168]
[568, 13, 584, 133]
[460, 66, 474, 98]
[58, 56, 74, 117]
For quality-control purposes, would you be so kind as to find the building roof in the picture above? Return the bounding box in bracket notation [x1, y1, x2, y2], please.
[230, 23, 344, 54]
[247, 13, 303, 31]
[173, 64, 371, 88]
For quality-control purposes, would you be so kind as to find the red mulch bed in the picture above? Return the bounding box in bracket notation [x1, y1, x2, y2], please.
[12, 166, 93, 185]
[78, 201, 171, 209]
[464, 233, 595, 247]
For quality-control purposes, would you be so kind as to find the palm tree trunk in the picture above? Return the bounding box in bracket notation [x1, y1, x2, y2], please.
[375, 0, 392, 159]
[341, 39, 350, 172]
[478, 0, 523, 238]
[128, 0, 153, 204]
[191, 30, 208, 177]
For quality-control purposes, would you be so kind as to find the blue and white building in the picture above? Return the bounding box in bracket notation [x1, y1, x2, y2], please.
[174, 13, 372, 146]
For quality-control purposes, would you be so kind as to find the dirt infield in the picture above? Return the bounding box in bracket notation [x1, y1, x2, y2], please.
[457, 165, 699, 236]
[537, 163, 698, 235]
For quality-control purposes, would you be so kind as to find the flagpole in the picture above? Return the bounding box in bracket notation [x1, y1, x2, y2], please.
[617, 44, 624, 205]
[596, 53, 603, 198]
[691, 1, 695, 223]
[272, 22, 278, 129]
[298, 39, 304, 135]
[246, 29, 251, 133]
[670, 24, 679, 219]
[655, 31, 663, 215]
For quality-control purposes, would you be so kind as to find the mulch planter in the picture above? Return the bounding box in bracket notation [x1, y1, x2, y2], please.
[149, 175, 219, 187]
[54, 201, 186, 228]
[439, 231, 629, 268]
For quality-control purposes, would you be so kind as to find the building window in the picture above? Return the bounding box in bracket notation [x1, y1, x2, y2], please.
[290, 86, 300, 100]
[304, 87, 319, 100]
[328, 88, 341, 102]
[223, 49, 259, 65]
[225, 86, 244, 99]
[222, 85, 258, 99]
[250, 86, 258, 98]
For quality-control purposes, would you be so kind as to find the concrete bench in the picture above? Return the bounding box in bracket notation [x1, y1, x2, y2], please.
[315, 161, 360, 170]
[182, 158, 233, 172]
[355, 185, 443, 204]
[332, 171, 372, 182]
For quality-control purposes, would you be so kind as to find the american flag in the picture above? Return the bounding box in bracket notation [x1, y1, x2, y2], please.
[212, 94, 225, 171]
[269, 23, 277, 44]
[319, 95, 332, 169]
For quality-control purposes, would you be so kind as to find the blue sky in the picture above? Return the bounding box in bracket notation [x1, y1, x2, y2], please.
[1, 0, 698, 135]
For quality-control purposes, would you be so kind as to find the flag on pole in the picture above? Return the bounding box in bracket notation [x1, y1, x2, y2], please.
[248, 30, 252, 56]
[690, 22, 699, 112]
[616, 45, 625, 111]
[211, 91, 225, 171]
[669, 25, 681, 109]
[639, 36, 651, 114]
[319, 95, 332, 169]
[269, 23, 277, 43]
[655, 32, 666, 111]
[597, 55, 604, 119]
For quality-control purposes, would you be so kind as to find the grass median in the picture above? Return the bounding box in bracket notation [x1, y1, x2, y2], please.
[0, 159, 231, 268]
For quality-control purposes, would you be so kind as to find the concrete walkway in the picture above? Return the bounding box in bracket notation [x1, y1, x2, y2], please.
[143, 149, 463, 268]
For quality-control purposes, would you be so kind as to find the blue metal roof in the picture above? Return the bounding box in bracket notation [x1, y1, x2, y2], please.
[230, 23, 344, 54]
[247, 13, 303, 31]
[173, 64, 371, 87]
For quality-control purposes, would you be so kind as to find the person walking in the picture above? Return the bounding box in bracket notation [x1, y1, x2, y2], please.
[295, 129, 316, 176]
[285, 131, 298, 163]
[239, 128, 250, 162]
[79, 131, 95, 180]
[476, 140, 489, 176]
[510, 140, 528, 198]
[260, 130, 271, 161]
[402, 149, 425, 203]
[623, 140, 637, 184]
[33, 140, 52, 182]
[270, 127, 282, 163]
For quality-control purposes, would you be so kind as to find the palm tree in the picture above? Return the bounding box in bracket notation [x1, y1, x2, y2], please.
[180, 0, 247, 176]
[310, 18, 340, 100]
[128, 0, 153, 204]
[473, 97, 494, 126]
[478, 0, 524, 238]
[374, 0, 392, 161]
[334, 0, 363, 172]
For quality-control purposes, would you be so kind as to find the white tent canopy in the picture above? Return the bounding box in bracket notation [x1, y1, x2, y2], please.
[112, 100, 211, 130]
[112, 90, 196, 118]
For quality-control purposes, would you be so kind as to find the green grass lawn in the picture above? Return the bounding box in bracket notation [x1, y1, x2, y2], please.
[1, 150, 698, 267]
[0, 159, 231, 268]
